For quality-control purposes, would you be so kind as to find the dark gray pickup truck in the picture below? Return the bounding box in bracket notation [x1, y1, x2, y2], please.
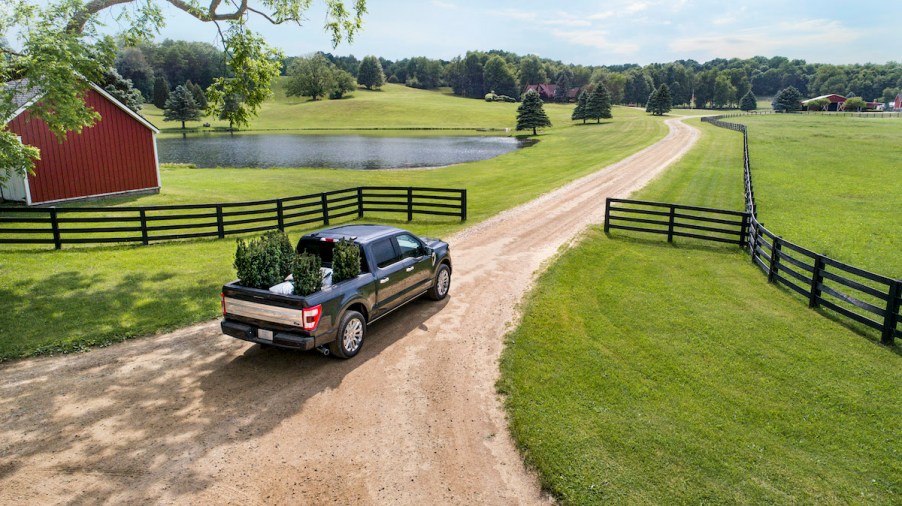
[220, 224, 451, 358]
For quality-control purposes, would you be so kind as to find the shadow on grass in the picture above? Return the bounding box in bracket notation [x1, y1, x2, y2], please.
[0, 294, 448, 502]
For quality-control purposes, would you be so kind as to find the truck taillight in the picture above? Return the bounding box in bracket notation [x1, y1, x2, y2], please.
[302, 304, 322, 331]
[221, 293, 227, 316]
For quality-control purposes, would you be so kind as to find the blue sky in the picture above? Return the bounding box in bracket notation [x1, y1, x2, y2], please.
[91, 0, 899, 65]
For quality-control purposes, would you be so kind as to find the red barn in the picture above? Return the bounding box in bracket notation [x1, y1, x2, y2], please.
[2, 79, 160, 206]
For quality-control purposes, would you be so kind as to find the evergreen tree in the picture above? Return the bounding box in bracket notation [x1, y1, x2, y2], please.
[186, 80, 207, 109]
[739, 90, 757, 112]
[572, 90, 588, 123]
[648, 83, 672, 116]
[152, 76, 170, 109]
[163, 85, 200, 129]
[554, 72, 572, 103]
[584, 84, 613, 123]
[645, 88, 657, 113]
[101, 68, 143, 112]
[772, 86, 802, 112]
[357, 55, 385, 90]
[516, 90, 552, 136]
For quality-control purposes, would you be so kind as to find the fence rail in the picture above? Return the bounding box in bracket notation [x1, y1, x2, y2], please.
[604, 198, 749, 247]
[0, 186, 466, 249]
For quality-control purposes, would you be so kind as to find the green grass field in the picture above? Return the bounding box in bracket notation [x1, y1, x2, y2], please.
[733, 114, 902, 277]
[0, 92, 667, 360]
[499, 117, 901, 503]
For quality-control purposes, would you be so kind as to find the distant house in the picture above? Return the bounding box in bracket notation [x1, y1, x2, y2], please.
[802, 94, 847, 111]
[894, 94, 902, 111]
[2, 79, 160, 206]
[524, 83, 583, 102]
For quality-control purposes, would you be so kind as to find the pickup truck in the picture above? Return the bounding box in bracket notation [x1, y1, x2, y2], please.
[220, 224, 452, 358]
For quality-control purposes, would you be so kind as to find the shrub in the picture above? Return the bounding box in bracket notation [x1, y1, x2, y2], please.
[292, 252, 322, 296]
[332, 239, 361, 283]
[485, 93, 498, 102]
[387, 74, 399, 84]
[234, 230, 294, 289]
[498, 95, 516, 102]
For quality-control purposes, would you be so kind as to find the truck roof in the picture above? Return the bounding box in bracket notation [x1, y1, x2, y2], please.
[303, 224, 407, 245]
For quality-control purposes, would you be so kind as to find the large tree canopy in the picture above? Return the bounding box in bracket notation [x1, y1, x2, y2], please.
[1, 0, 366, 184]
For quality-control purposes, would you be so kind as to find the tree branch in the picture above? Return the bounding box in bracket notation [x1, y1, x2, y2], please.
[69, 0, 135, 32]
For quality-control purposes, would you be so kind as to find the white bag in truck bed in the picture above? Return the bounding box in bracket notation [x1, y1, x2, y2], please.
[268, 267, 333, 295]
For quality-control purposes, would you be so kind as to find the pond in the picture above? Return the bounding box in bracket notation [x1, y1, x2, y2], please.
[156, 134, 531, 169]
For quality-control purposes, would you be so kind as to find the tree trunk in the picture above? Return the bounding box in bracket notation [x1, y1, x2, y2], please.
[181, 120, 185, 129]
[532, 127, 537, 135]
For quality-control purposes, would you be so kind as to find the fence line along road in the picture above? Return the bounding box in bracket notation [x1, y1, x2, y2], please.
[0, 186, 467, 249]
[605, 112, 901, 345]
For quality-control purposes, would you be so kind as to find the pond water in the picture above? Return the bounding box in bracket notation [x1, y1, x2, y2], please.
[156, 134, 530, 169]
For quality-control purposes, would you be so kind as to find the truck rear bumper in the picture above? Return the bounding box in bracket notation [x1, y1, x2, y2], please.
[221, 320, 317, 351]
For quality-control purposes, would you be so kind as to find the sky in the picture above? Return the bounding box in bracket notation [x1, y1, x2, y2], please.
[76, 0, 902, 65]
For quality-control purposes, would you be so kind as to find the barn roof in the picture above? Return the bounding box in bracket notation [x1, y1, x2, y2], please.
[802, 94, 847, 104]
[3, 78, 159, 133]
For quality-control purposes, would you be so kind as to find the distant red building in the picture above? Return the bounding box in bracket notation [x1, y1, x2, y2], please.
[2, 79, 160, 206]
[894, 94, 902, 110]
[802, 94, 847, 111]
[524, 83, 583, 102]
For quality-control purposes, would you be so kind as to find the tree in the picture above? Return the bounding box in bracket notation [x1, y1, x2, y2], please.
[772, 86, 802, 112]
[805, 98, 829, 111]
[218, 92, 244, 130]
[285, 54, 335, 101]
[843, 96, 867, 112]
[713, 74, 736, 108]
[648, 83, 672, 115]
[483, 56, 518, 99]
[739, 91, 757, 112]
[572, 91, 588, 123]
[186, 80, 207, 109]
[152, 76, 170, 109]
[330, 69, 357, 99]
[554, 71, 572, 103]
[1, 0, 366, 185]
[101, 68, 143, 112]
[163, 85, 200, 129]
[115, 47, 154, 99]
[518, 55, 547, 91]
[516, 90, 552, 136]
[584, 84, 613, 123]
[357, 55, 385, 90]
[645, 89, 658, 113]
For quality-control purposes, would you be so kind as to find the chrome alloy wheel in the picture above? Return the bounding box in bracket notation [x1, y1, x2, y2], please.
[343, 318, 364, 353]
[437, 268, 450, 297]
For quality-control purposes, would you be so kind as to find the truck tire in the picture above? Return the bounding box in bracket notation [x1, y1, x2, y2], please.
[329, 310, 366, 359]
[427, 263, 451, 301]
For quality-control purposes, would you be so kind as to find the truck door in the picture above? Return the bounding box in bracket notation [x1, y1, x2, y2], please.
[394, 233, 433, 295]
[370, 237, 410, 314]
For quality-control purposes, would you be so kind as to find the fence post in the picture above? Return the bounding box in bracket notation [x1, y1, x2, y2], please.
[881, 280, 901, 345]
[749, 221, 760, 260]
[603, 198, 611, 233]
[407, 187, 413, 222]
[139, 209, 149, 246]
[216, 205, 225, 239]
[276, 199, 284, 231]
[50, 208, 61, 250]
[321, 192, 330, 225]
[667, 205, 676, 242]
[808, 254, 825, 308]
[357, 187, 364, 219]
[767, 236, 781, 283]
[739, 213, 749, 249]
[460, 190, 467, 221]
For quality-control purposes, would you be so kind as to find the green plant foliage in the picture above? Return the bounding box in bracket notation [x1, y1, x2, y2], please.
[332, 239, 361, 283]
[739, 90, 757, 111]
[516, 90, 552, 136]
[163, 84, 200, 128]
[584, 84, 613, 123]
[571, 90, 588, 123]
[152, 76, 170, 108]
[357, 55, 385, 90]
[647, 83, 672, 116]
[233, 231, 291, 289]
[292, 252, 323, 296]
[772, 86, 802, 112]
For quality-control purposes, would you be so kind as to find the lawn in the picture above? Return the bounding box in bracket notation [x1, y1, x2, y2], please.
[499, 116, 901, 503]
[0, 97, 668, 360]
[732, 114, 902, 277]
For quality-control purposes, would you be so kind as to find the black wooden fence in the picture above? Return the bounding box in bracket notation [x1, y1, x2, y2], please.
[0, 186, 466, 249]
[604, 198, 749, 247]
[605, 113, 901, 344]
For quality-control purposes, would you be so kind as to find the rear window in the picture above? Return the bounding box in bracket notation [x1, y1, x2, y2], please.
[296, 238, 370, 273]
[370, 238, 400, 268]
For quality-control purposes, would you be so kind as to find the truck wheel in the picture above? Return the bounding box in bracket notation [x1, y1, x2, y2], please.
[427, 264, 451, 301]
[329, 310, 366, 359]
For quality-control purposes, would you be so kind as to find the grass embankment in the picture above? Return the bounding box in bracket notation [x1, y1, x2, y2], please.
[143, 81, 522, 135]
[0, 93, 667, 360]
[499, 118, 901, 503]
[733, 114, 902, 277]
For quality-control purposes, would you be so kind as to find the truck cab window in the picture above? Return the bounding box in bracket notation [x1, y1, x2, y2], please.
[395, 234, 423, 260]
[371, 238, 401, 268]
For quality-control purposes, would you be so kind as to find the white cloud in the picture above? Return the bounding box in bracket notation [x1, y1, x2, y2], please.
[551, 29, 640, 55]
[489, 9, 538, 22]
[670, 18, 860, 59]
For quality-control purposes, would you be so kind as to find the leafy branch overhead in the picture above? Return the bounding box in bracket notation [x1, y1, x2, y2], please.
[0, 0, 367, 183]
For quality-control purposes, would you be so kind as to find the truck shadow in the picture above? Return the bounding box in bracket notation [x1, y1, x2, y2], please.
[0, 296, 449, 503]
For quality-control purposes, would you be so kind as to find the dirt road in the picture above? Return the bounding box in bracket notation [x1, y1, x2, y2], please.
[0, 117, 698, 504]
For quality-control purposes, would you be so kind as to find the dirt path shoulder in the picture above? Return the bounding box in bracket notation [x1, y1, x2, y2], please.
[0, 117, 699, 504]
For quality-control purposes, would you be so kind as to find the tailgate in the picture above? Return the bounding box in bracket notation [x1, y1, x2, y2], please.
[223, 294, 305, 328]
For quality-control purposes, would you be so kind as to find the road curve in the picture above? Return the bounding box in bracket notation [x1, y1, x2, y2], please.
[0, 117, 699, 504]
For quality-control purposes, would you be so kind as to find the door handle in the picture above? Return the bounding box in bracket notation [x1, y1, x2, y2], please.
[380, 277, 389, 284]
[405, 266, 414, 272]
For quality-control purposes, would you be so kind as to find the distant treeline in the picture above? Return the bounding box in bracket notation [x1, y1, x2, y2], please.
[117, 42, 902, 108]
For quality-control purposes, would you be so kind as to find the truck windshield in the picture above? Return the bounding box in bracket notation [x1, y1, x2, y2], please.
[296, 239, 370, 273]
